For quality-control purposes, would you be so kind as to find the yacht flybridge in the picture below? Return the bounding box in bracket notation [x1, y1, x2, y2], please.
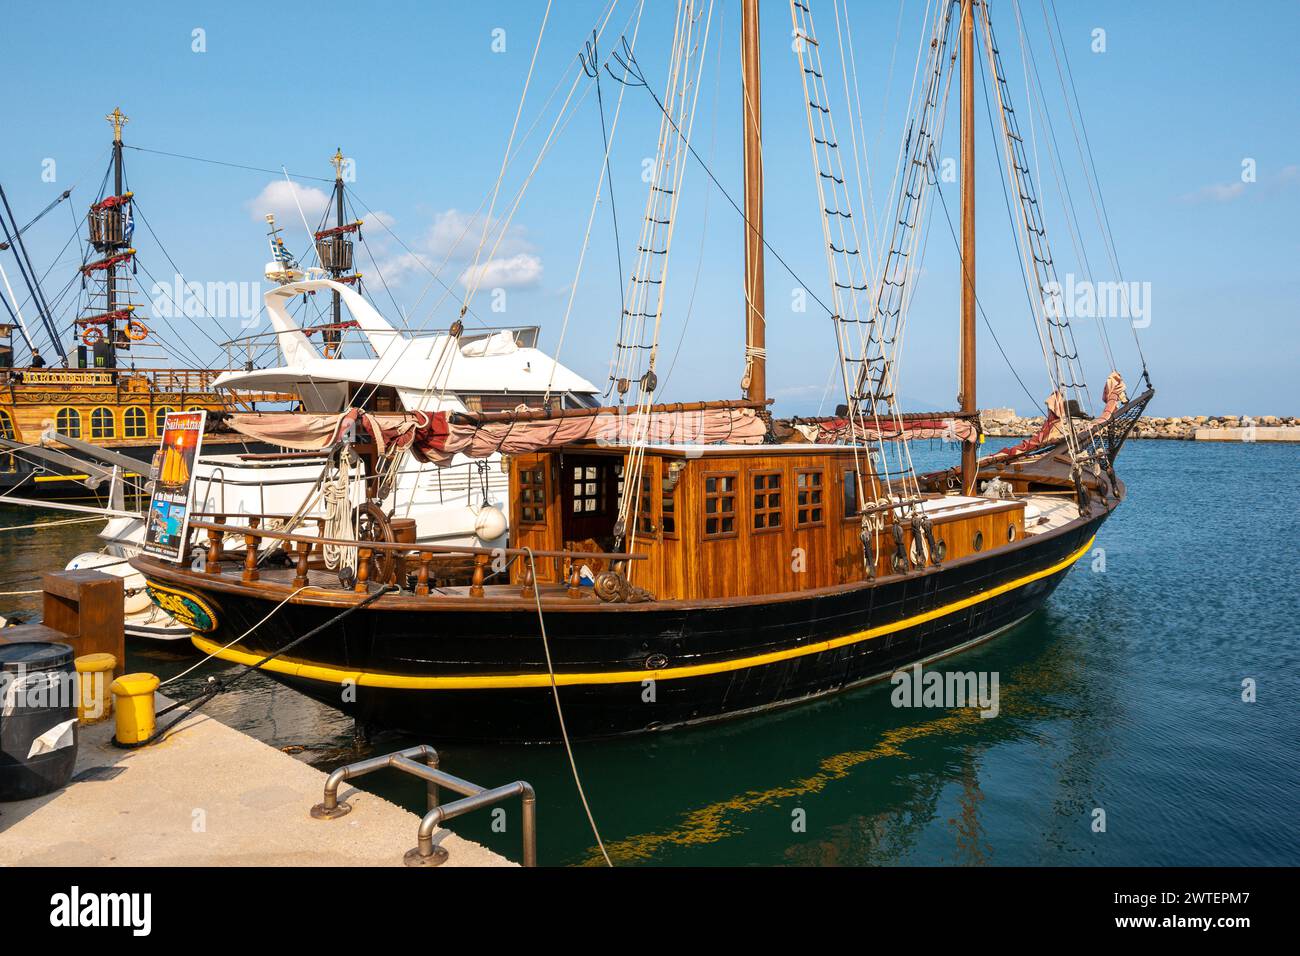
[215, 277, 600, 418]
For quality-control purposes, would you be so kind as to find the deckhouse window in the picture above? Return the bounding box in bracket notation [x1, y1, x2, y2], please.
[570, 465, 604, 515]
[520, 465, 547, 524]
[155, 406, 175, 436]
[90, 406, 115, 439]
[751, 470, 782, 531]
[123, 406, 147, 439]
[637, 475, 655, 535]
[55, 407, 82, 438]
[842, 470, 859, 519]
[796, 469, 824, 527]
[702, 473, 737, 538]
[658, 462, 681, 538]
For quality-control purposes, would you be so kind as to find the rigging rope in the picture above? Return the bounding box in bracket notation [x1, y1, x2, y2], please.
[978, 0, 1100, 473]
[545, 1, 648, 403]
[1040, 0, 1149, 382]
[122, 144, 333, 182]
[459, 0, 555, 319]
[611, 0, 716, 558]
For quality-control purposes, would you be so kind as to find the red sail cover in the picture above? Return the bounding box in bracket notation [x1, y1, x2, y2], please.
[810, 416, 979, 444]
[228, 407, 767, 465]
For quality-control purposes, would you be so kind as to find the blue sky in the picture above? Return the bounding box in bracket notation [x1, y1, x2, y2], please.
[1, 0, 1296, 416]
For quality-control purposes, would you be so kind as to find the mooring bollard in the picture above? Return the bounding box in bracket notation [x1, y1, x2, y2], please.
[110, 672, 160, 746]
[74, 652, 117, 724]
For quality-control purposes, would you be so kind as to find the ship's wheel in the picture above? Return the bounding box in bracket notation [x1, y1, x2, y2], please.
[348, 502, 396, 586]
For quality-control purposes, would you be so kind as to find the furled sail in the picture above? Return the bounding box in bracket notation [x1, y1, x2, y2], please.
[983, 371, 1129, 462]
[228, 405, 767, 465]
[794, 416, 979, 445]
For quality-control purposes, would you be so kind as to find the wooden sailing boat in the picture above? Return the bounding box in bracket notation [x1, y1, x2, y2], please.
[134, 0, 1152, 742]
[0, 108, 285, 497]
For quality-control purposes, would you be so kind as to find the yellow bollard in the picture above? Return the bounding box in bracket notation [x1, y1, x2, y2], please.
[110, 673, 160, 746]
[74, 653, 117, 724]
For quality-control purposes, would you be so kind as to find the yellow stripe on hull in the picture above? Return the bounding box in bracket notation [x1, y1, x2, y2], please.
[191, 535, 1096, 691]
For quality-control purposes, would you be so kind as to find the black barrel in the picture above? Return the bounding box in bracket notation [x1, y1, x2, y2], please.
[0, 641, 78, 801]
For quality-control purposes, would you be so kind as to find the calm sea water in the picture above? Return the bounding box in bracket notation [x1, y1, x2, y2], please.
[3, 438, 1297, 866]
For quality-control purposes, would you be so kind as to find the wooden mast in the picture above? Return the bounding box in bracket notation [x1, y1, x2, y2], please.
[741, 0, 765, 405]
[330, 148, 345, 332]
[106, 107, 128, 362]
[958, 0, 978, 492]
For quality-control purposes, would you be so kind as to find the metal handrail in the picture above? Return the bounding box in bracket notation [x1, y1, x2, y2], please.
[311, 745, 536, 867]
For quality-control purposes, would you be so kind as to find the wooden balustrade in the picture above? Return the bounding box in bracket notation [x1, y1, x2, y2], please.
[293, 543, 311, 589]
[470, 554, 487, 598]
[242, 534, 259, 582]
[355, 549, 371, 593]
[416, 552, 432, 596]
[182, 516, 643, 600]
[206, 530, 223, 574]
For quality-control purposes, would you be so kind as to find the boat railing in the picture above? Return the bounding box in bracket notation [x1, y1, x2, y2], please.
[1, 366, 228, 391]
[134, 368, 224, 392]
[187, 513, 644, 598]
[217, 323, 543, 369]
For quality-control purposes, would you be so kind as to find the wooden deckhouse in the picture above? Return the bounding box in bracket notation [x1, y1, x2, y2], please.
[509, 445, 1024, 600]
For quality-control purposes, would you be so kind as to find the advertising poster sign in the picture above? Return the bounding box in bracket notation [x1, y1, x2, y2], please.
[141, 410, 206, 562]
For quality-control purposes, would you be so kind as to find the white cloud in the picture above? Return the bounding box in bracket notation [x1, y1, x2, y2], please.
[371, 208, 540, 289]
[1182, 181, 1247, 203]
[458, 253, 543, 289]
[375, 250, 434, 284]
[1181, 166, 1300, 204]
[247, 180, 331, 224]
[426, 209, 533, 261]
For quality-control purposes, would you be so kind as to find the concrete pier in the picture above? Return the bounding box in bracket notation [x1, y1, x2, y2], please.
[1193, 426, 1300, 442]
[0, 701, 512, 867]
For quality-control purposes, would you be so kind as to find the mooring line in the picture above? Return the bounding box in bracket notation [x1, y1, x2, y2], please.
[0, 515, 106, 532]
[524, 548, 613, 867]
[161, 585, 311, 687]
[133, 584, 396, 748]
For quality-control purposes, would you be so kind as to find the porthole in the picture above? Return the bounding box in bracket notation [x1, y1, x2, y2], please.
[935, 539, 947, 561]
[973, 530, 984, 552]
[1007, 524, 1017, 542]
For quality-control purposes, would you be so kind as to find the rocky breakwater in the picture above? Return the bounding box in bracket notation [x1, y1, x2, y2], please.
[980, 411, 1299, 442]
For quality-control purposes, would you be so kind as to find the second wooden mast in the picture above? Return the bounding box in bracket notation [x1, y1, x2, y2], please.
[741, 0, 766, 406]
[959, 0, 978, 491]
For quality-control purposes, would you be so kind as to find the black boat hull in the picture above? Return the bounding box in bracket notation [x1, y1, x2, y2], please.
[161, 508, 1108, 742]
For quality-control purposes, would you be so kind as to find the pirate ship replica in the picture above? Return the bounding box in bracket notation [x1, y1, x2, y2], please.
[0, 108, 284, 497]
[134, 0, 1152, 742]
